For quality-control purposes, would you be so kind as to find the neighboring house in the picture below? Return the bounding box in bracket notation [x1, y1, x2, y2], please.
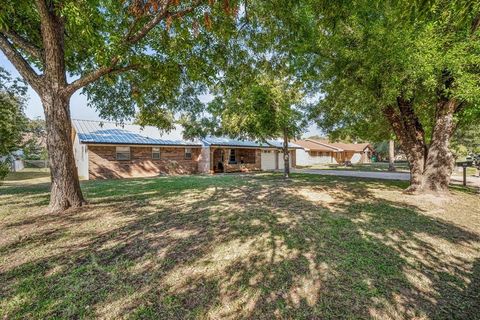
[72, 120, 298, 180]
[292, 139, 342, 166]
[294, 139, 374, 166]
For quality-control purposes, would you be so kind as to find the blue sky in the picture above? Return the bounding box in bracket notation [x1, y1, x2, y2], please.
[1, 52, 322, 137]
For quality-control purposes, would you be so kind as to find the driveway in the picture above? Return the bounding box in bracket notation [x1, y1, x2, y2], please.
[293, 169, 411, 181]
[293, 168, 480, 189]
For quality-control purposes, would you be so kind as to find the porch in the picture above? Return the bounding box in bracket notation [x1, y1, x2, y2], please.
[210, 147, 261, 173]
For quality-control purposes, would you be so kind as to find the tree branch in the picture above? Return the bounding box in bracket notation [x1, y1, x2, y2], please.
[35, 0, 54, 30]
[127, 0, 202, 45]
[63, 62, 138, 97]
[0, 29, 43, 61]
[64, 0, 203, 96]
[0, 34, 43, 92]
[472, 13, 480, 34]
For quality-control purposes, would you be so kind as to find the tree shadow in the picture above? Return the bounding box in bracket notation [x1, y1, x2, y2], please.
[0, 173, 479, 319]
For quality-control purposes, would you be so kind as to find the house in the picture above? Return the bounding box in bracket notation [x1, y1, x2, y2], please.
[72, 119, 298, 180]
[294, 138, 374, 166]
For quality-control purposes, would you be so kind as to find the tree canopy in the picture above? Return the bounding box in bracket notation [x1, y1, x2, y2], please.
[307, 0, 480, 139]
[0, 0, 247, 211]
[0, 67, 27, 157]
[296, 0, 480, 191]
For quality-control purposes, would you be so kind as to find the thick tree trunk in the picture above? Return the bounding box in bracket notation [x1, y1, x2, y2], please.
[283, 128, 290, 179]
[37, 3, 85, 212]
[421, 99, 457, 192]
[388, 140, 396, 171]
[43, 91, 85, 212]
[384, 99, 427, 193]
[404, 146, 426, 193]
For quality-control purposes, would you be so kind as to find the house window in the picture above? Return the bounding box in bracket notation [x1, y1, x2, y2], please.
[185, 148, 192, 160]
[152, 147, 160, 159]
[229, 149, 237, 164]
[116, 146, 130, 160]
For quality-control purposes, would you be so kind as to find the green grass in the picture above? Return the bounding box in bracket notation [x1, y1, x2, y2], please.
[1, 170, 479, 319]
[2, 168, 50, 182]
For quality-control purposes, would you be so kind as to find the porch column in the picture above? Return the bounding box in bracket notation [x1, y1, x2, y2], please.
[210, 147, 215, 173]
[223, 148, 230, 173]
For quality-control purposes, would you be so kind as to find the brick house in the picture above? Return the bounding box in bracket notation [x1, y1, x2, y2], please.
[72, 120, 298, 180]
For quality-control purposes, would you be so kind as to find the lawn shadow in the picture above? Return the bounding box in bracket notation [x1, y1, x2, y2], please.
[0, 173, 479, 319]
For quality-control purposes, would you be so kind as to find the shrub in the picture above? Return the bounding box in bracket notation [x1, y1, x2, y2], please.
[0, 161, 10, 181]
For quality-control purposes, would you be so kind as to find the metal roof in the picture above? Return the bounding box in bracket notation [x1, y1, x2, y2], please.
[201, 136, 301, 149]
[72, 119, 202, 146]
[72, 120, 302, 149]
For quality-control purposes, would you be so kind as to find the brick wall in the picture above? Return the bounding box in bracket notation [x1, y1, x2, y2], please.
[88, 145, 201, 179]
[223, 148, 261, 173]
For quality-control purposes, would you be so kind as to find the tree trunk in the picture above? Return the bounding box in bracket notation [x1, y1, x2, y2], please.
[388, 140, 396, 171]
[43, 91, 85, 212]
[421, 99, 457, 192]
[283, 127, 290, 179]
[384, 100, 427, 193]
[404, 146, 425, 193]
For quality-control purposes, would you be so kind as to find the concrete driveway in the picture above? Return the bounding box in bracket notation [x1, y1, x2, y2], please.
[292, 169, 411, 181]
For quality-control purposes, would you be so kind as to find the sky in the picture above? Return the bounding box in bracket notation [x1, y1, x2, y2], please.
[1, 52, 323, 138]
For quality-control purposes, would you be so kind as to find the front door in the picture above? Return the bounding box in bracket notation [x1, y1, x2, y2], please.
[213, 149, 225, 173]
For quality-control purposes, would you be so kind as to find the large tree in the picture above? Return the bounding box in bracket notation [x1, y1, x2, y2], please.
[186, 72, 305, 178]
[0, 0, 240, 211]
[305, 0, 480, 193]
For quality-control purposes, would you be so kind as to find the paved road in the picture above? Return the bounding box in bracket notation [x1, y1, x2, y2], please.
[292, 169, 411, 181]
[292, 169, 480, 189]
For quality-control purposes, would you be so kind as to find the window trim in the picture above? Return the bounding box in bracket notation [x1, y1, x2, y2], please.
[152, 147, 160, 160]
[184, 148, 192, 160]
[116, 146, 131, 161]
[228, 149, 237, 164]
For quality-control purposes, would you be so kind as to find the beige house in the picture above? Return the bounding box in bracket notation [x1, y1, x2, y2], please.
[294, 139, 374, 166]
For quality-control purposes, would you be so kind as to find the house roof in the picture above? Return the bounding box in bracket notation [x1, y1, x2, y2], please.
[72, 120, 301, 149]
[296, 138, 373, 152]
[327, 142, 372, 152]
[201, 136, 301, 149]
[72, 119, 202, 146]
[293, 139, 342, 152]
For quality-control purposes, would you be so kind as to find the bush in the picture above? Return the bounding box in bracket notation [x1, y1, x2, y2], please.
[0, 161, 10, 181]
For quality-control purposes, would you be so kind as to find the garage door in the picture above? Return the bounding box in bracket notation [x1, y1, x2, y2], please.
[278, 152, 292, 170]
[261, 150, 276, 171]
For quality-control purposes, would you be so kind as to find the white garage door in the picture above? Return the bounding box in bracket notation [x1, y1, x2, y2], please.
[278, 152, 292, 170]
[261, 150, 276, 171]
[350, 153, 362, 164]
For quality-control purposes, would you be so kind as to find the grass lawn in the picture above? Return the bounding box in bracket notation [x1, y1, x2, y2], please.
[1, 170, 480, 319]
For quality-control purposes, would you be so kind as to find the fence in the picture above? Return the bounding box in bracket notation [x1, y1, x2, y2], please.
[10, 159, 25, 172]
[24, 160, 49, 168]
